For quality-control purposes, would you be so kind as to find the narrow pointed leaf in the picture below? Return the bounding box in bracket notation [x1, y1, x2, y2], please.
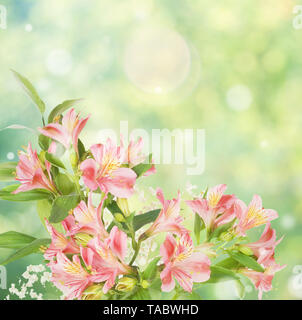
[208, 218, 236, 240]
[78, 139, 86, 160]
[133, 209, 160, 231]
[205, 265, 240, 283]
[235, 279, 246, 300]
[0, 185, 52, 201]
[11, 69, 45, 114]
[228, 251, 264, 272]
[0, 162, 17, 181]
[48, 99, 83, 123]
[0, 238, 51, 265]
[194, 213, 204, 244]
[0, 231, 36, 249]
[132, 163, 152, 178]
[216, 257, 241, 269]
[131, 155, 153, 178]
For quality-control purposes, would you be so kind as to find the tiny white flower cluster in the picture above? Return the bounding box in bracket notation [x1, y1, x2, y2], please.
[135, 186, 147, 202]
[5, 264, 52, 300]
[137, 239, 158, 267]
[185, 182, 198, 197]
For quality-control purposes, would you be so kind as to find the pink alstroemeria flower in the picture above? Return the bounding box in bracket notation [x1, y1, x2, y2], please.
[124, 137, 156, 176]
[44, 220, 79, 261]
[234, 195, 278, 236]
[82, 226, 132, 294]
[186, 184, 236, 232]
[13, 143, 56, 194]
[50, 251, 92, 300]
[141, 188, 188, 239]
[80, 139, 137, 198]
[240, 258, 286, 299]
[246, 223, 283, 265]
[160, 233, 211, 292]
[66, 193, 109, 239]
[38, 108, 89, 154]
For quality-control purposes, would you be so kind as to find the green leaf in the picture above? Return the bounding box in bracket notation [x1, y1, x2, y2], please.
[149, 278, 161, 291]
[132, 163, 153, 178]
[131, 287, 152, 300]
[37, 199, 65, 233]
[106, 221, 115, 233]
[45, 152, 66, 169]
[131, 155, 153, 178]
[143, 257, 160, 280]
[49, 195, 80, 223]
[38, 134, 51, 151]
[208, 218, 236, 240]
[105, 201, 128, 231]
[0, 185, 52, 201]
[133, 209, 160, 232]
[78, 139, 86, 160]
[228, 251, 264, 272]
[0, 231, 36, 249]
[54, 173, 75, 195]
[235, 279, 246, 300]
[194, 213, 204, 244]
[205, 265, 240, 283]
[48, 98, 83, 123]
[0, 162, 17, 181]
[0, 238, 51, 265]
[215, 257, 241, 269]
[106, 201, 123, 215]
[11, 69, 45, 114]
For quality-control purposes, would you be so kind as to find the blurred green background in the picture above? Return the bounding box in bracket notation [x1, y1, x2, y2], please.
[0, 0, 301, 299]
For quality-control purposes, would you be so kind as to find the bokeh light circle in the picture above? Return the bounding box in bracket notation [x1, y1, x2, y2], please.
[123, 26, 191, 94]
[25, 24, 33, 32]
[281, 214, 295, 230]
[46, 49, 72, 76]
[6, 152, 15, 160]
[226, 84, 253, 111]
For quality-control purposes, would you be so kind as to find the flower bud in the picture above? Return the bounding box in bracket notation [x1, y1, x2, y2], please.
[39, 245, 48, 253]
[74, 233, 93, 247]
[117, 198, 131, 217]
[238, 245, 254, 256]
[141, 280, 150, 289]
[38, 151, 46, 166]
[139, 232, 148, 242]
[116, 277, 137, 292]
[82, 284, 104, 300]
[69, 150, 78, 169]
[115, 213, 126, 223]
[219, 231, 234, 242]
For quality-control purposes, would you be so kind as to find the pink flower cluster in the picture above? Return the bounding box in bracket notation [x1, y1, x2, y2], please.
[13, 108, 285, 300]
[186, 184, 285, 299]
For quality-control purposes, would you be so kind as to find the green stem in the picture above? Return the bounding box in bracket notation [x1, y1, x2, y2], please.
[215, 241, 227, 252]
[130, 240, 141, 266]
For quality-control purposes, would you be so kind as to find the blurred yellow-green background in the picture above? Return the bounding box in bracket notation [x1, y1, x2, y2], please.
[0, 0, 302, 299]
